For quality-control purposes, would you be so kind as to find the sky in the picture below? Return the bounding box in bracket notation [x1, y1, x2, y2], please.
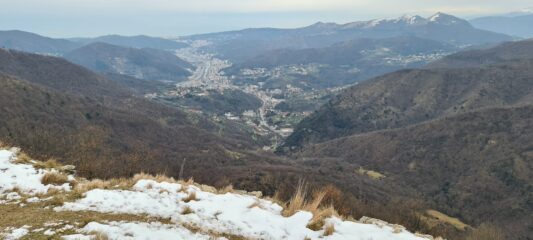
[0, 0, 531, 38]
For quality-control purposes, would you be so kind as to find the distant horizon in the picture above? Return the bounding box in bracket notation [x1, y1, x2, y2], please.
[1, 0, 531, 38]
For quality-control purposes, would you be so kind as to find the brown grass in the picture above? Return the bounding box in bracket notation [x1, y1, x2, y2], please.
[282, 181, 307, 217]
[132, 172, 176, 184]
[218, 184, 234, 194]
[41, 172, 69, 185]
[88, 231, 109, 240]
[307, 205, 339, 231]
[323, 223, 335, 236]
[466, 224, 506, 240]
[0, 200, 153, 231]
[13, 152, 32, 164]
[183, 191, 197, 203]
[247, 201, 264, 209]
[426, 210, 469, 231]
[181, 206, 194, 215]
[276, 181, 340, 231]
[34, 159, 62, 170]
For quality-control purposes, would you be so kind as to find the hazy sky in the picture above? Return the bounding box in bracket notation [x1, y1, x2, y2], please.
[1, 0, 531, 37]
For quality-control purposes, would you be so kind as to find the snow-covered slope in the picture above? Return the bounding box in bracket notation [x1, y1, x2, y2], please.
[0, 147, 439, 240]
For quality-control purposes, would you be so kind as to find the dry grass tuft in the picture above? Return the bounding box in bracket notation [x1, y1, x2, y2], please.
[13, 152, 32, 164]
[218, 184, 234, 194]
[282, 181, 308, 217]
[34, 158, 62, 170]
[41, 172, 69, 185]
[183, 191, 197, 203]
[181, 206, 194, 215]
[277, 181, 341, 231]
[49, 195, 66, 206]
[74, 177, 137, 195]
[184, 177, 195, 185]
[199, 184, 217, 193]
[323, 223, 335, 236]
[307, 205, 339, 231]
[132, 172, 176, 184]
[248, 201, 264, 209]
[90, 231, 109, 240]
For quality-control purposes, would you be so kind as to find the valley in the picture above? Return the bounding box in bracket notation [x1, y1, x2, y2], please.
[0, 8, 532, 240]
[152, 40, 339, 148]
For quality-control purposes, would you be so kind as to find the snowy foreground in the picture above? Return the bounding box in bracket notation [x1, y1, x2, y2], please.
[0, 148, 438, 240]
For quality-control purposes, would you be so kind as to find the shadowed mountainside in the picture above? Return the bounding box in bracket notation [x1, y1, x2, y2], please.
[297, 105, 533, 238]
[64, 42, 193, 82]
[283, 40, 533, 149]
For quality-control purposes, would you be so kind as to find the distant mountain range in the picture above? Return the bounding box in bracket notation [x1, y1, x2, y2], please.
[0, 30, 188, 55]
[64, 42, 194, 82]
[190, 13, 513, 62]
[0, 30, 80, 55]
[470, 13, 533, 38]
[69, 34, 188, 50]
[0, 30, 194, 81]
[280, 39, 533, 238]
[226, 36, 455, 89]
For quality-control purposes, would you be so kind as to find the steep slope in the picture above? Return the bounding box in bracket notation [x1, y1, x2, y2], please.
[0, 148, 435, 240]
[189, 13, 512, 62]
[0, 47, 127, 98]
[0, 30, 81, 55]
[71, 34, 188, 50]
[283, 58, 533, 149]
[0, 49, 272, 183]
[470, 14, 533, 38]
[428, 39, 533, 68]
[298, 106, 533, 238]
[279, 39, 533, 239]
[64, 42, 193, 82]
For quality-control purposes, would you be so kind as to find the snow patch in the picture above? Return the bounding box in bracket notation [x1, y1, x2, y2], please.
[1, 225, 30, 240]
[0, 149, 71, 195]
[81, 221, 216, 240]
[58, 179, 432, 240]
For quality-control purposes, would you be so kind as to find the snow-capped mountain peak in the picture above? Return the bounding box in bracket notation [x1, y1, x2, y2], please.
[429, 12, 467, 25]
[397, 14, 428, 25]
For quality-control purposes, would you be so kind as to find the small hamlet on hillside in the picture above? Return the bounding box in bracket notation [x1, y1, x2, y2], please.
[0, 147, 440, 240]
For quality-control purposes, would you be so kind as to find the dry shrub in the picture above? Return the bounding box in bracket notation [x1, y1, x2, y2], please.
[323, 223, 335, 236]
[183, 191, 197, 203]
[41, 172, 69, 185]
[466, 224, 505, 240]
